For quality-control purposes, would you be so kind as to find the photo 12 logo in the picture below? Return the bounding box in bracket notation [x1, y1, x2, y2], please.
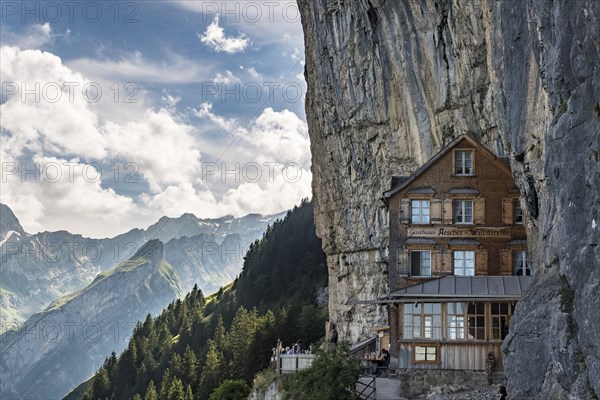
[200, 81, 303, 104]
[199, 1, 300, 23]
[201, 162, 303, 184]
[1, 81, 140, 104]
[1, 161, 140, 184]
[1, 1, 140, 24]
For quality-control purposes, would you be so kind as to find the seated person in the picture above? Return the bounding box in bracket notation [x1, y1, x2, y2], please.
[376, 348, 390, 367]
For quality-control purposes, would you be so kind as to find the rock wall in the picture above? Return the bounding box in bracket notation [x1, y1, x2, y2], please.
[298, 0, 599, 398]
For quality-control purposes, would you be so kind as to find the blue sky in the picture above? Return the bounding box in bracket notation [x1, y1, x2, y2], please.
[0, 1, 311, 238]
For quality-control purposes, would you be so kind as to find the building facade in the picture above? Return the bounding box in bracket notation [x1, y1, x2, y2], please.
[381, 134, 531, 371]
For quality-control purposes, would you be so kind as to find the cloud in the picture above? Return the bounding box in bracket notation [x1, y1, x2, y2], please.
[247, 67, 263, 81]
[191, 104, 312, 216]
[1, 46, 107, 159]
[103, 108, 201, 191]
[1, 23, 58, 50]
[0, 154, 136, 237]
[1, 46, 204, 234]
[199, 16, 249, 53]
[213, 70, 240, 84]
[67, 51, 212, 84]
[194, 102, 237, 132]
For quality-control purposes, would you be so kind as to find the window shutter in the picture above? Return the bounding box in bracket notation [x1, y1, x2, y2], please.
[440, 250, 453, 274]
[400, 199, 410, 224]
[475, 250, 488, 275]
[500, 249, 513, 275]
[430, 199, 443, 224]
[474, 198, 485, 225]
[397, 249, 409, 275]
[443, 199, 453, 224]
[502, 198, 513, 224]
[432, 250, 443, 275]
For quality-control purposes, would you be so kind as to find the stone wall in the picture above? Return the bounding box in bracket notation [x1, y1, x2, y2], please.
[397, 369, 504, 398]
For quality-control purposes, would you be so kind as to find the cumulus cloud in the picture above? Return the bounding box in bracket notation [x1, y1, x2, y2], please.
[0, 46, 205, 236]
[0, 154, 136, 237]
[199, 16, 249, 53]
[103, 109, 201, 191]
[1, 46, 107, 159]
[1, 44, 310, 237]
[192, 104, 312, 216]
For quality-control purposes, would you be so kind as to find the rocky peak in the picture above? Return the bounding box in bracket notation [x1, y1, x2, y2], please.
[0, 203, 26, 241]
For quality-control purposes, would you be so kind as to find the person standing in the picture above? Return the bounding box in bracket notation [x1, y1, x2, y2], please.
[499, 386, 507, 400]
[486, 352, 496, 384]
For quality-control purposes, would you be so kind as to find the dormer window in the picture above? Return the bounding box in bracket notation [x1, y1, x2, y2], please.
[455, 150, 473, 175]
[411, 200, 430, 224]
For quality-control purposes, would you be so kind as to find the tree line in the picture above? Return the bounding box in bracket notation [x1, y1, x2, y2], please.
[81, 200, 328, 400]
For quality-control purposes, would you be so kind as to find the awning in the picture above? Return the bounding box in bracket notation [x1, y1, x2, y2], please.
[346, 276, 533, 305]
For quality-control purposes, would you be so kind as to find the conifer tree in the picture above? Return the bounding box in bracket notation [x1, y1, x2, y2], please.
[144, 380, 158, 400]
[197, 340, 224, 400]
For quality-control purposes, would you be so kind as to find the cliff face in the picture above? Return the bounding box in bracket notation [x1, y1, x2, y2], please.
[298, 0, 599, 398]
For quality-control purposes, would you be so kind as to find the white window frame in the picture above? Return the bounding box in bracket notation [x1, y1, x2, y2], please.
[514, 200, 523, 224]
[453, 251, 475, 276]
[413, 344, 440, 364]
[514, 251, 531, 276]
[455, 150, 473, 175]
[454, 200, 473, 224]
[411, 200, 430, 224]
[446, 302, 466, 340]
[410, 250, 431, 277]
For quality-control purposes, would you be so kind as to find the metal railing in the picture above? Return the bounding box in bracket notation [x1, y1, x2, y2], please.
[355, 375, 376, 400]
[275, 354, 314, 374]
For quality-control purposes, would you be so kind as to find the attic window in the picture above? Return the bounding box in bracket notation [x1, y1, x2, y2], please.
[455, 150, 473, 175]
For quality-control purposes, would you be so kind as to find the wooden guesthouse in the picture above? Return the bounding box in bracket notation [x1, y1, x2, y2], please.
[377, 134, 532, 371]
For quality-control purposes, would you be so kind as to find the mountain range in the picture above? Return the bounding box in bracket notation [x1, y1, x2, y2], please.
[0, 203, 285, 326]
[0, 240, 182, 399]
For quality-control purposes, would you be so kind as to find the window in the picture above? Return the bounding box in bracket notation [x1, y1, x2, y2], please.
[414, 345, 438, 363]
[467, 303, 486, 340]
[454, 200, 473, 224]
[455, 151, 473, 175]
[411, 200, 430, 224]
[514, 200, 523, 224]
[410, 251, 431, 277]
[454, 251, 475, 276]
[514, 251, 531, 276]
[491, 303, 512, 340]
[446, 302, 466, 339]
[403, 304, 421, 339]
[402, 303, 441, 340]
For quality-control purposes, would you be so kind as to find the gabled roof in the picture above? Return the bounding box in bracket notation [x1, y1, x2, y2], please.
[384, 134, 513, 199]
[389, 276, 532, 299]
